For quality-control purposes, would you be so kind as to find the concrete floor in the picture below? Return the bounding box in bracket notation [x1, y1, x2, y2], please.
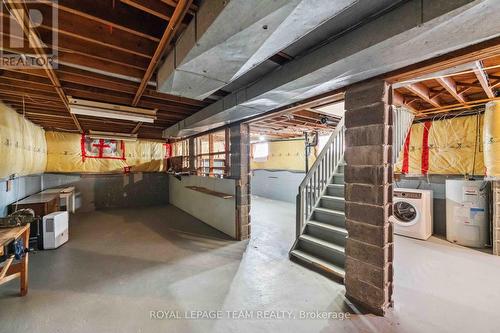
[1, 197, 499, 332]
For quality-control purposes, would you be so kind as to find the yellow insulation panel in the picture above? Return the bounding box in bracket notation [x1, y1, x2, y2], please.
[484, 101, 500, 178]
[45, 131, 166, 173]
[395, 114, 484, 175]
[0, 103, 47, 179]
[251, 139, 315, 171]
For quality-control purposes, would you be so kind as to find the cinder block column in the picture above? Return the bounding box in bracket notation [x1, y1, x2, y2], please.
[229, 123, 251, 240]
[344, 79, 393, 315]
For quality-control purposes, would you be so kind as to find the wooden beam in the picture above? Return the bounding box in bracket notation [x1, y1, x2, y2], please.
[405, 82, 442, 108]
[435, 76, 468, 104]
[4, 0, 82, 132]
[473, 60, 495, 98]
[131, 122, 143, 134]
[161, 0, 197, 14]
[49, 0, 166, 41]
[392, 90, 419, 112]
[132, 0, 193, 106]
[0, 20, 151, 69]
[8, 8, 156, 58]
[120, 0, 175, 20]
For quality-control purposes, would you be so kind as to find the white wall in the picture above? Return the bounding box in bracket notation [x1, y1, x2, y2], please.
[168, 175, 236, 238]
[0, 175, 42, 217]
[251, 170, 304, 203]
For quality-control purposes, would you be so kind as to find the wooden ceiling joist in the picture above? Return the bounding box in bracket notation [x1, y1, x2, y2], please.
[435, 76, 468, 105]
[4, 0, 82, 132]
[405, 82, 442, 108]
[120, 0, 177, 21]
[473, 60, 495, 98]
[8, 7, 157, 58]
[392, 90, 418, 112]
[50, 0, 166, 41]
[132, 0, 193, 106]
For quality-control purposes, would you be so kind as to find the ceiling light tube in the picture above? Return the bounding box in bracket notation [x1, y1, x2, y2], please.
[88, 130, 138, 142]
[70, 106, 156, 123]
[68, 97, 157, 123]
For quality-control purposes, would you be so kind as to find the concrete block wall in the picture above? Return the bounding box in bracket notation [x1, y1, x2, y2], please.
[168, 175, 236, 238]
[43, 173, 169, 212]
[0, 175, 42, 217]
[344, 79, 394, 315]
[229, 123, 251, 240]
[251, 170, 305, 203]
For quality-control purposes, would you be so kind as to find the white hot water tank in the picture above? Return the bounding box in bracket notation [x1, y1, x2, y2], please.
[446, 180, 489, 248]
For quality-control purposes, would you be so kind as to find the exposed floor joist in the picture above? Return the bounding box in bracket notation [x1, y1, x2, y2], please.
[4, 0, 82, 132]
[0, 0, 204, 139]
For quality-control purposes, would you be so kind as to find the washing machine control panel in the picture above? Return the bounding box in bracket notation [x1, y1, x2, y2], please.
[394, 191, 422, 199]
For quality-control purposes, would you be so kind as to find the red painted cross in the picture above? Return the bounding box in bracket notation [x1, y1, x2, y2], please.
[92, 139, 111, 158]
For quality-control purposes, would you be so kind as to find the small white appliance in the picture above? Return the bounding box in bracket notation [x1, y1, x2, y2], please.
[446, 179, 489, 248]
[42, 211, 69, 249]
[391, 189, 433, 240]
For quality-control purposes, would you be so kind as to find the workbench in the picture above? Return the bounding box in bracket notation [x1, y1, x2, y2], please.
[0, 224, 30, 296]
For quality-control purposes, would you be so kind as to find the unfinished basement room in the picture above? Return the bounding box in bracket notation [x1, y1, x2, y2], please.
[1, 1, 500, 332]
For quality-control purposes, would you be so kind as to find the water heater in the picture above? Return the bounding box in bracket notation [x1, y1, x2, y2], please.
[446, 180, 489, 248]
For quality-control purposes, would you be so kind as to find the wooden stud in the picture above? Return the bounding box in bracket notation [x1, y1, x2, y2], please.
[473, 60, 495, 98]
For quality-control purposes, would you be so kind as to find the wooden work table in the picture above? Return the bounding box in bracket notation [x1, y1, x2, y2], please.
[0, 224, 30, 296]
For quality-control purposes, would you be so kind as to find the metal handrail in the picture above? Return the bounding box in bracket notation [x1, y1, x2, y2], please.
[296, 117, 345, 237]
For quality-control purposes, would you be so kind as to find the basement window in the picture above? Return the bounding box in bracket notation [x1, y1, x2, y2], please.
[194, 129, 230, 178]
[252, 142, 269, 162]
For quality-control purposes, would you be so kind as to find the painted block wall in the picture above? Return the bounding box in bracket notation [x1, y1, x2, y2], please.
[250, 139, 314, 203]
[0, 172, 169, 218]
[251, 170, 305, 203]
[43, 173, 169, 212]
[0, 175, 42, 217]
[168, 175, 236, 238]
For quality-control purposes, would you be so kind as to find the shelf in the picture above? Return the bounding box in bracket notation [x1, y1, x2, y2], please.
[185, 186, 234, 199]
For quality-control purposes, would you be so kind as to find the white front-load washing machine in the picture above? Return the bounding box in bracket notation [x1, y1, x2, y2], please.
[391, 188, 433, 240]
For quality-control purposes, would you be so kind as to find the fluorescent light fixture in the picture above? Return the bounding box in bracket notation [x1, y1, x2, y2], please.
[69, 97, 157, 123]
[259, 135, 265, 142]
[88, 130, 138, 142]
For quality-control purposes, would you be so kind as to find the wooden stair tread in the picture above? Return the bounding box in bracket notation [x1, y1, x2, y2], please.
[290, 250, 345, 279]
[307, 221, 348, 235]
[299, 234, 345, 254]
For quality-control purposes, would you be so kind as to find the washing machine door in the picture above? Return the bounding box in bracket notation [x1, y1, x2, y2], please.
[393, 200, 420, 226]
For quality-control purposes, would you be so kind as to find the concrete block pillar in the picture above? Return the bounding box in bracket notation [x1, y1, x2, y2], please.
[344, 79, 394, 315]
[229, 123, 251, 240]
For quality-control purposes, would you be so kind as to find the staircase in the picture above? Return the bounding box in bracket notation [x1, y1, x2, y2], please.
[289, 118, 347, 281]
[289, 107, 414, 282]
[290, 162, 347, 280]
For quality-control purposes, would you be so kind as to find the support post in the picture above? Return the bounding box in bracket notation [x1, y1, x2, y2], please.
[229, 123, 251, 240]
[344, 79, 394, 315]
